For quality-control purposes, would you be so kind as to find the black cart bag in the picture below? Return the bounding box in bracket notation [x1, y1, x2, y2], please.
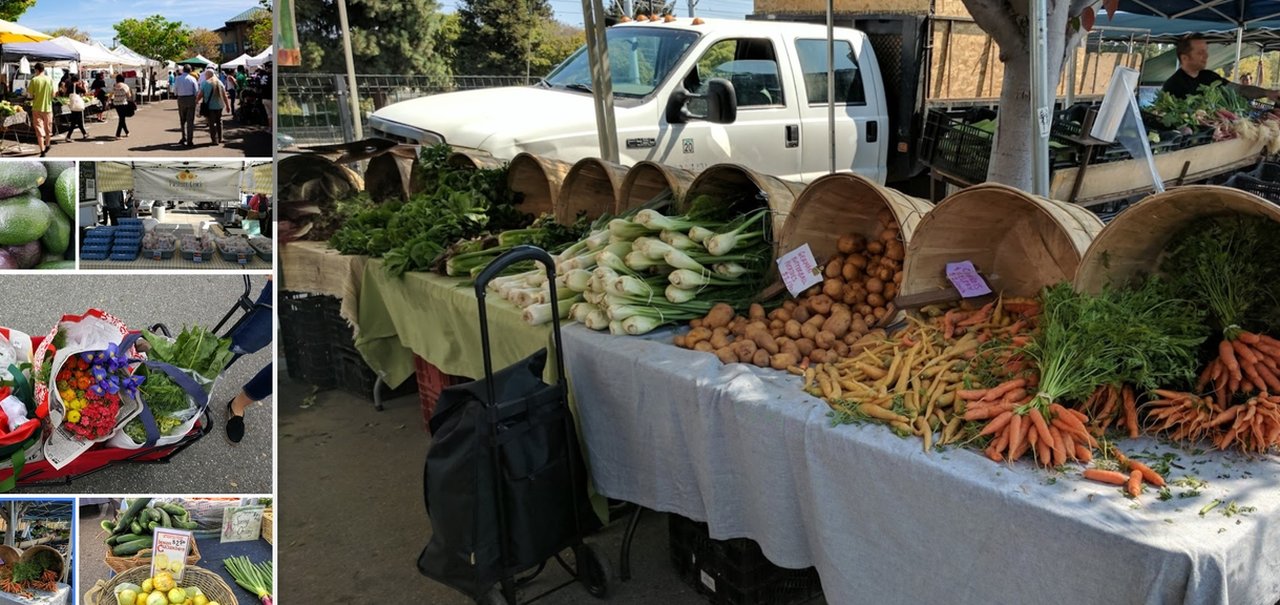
[417, 246, 601, 601]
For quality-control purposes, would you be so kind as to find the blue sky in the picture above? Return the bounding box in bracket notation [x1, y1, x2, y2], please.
[15, 0, 259, 46]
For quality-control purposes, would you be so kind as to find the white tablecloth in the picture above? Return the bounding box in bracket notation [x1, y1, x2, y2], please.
[562, 324, 1280, 605]
[0, 584, 69, 605]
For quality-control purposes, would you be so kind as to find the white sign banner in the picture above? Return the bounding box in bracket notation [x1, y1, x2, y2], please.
[132, 166, 241, 202]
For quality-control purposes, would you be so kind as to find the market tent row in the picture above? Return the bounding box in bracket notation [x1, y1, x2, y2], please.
[109, 42, 162, 68]
[220, 53, 252, 69]
[1103, 11, 1280, 46]
[1117, 0, 1280, 25]
[50, 36, 143, 68]
[177, 54, 215, 68]
[247, 46, 271, 67]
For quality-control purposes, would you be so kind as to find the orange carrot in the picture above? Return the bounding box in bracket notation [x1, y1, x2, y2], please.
[981, 378, 1028, 402]
[1232, 340, 1259, 366]
[1082, 468, 1129, 485]
[1028, 408, 1053, 446]
[1006, 414, 1025, 461]
[958, 388, 989, 401]
[1074, 445, 1093, 463]
[1123, 386, 1139, 439]
[1128, 460, 1165, 487]
[1221, 340, 1242, 381]
[957, 302, 994, 327]
[979, 410, 1015, 436]
[1126, 470, 1142, 498]
[1049, 426, 1067, 467]
[1238, 331, 1262, 345]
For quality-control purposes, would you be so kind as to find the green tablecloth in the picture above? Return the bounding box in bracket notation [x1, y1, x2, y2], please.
[354, 259, 554, 388]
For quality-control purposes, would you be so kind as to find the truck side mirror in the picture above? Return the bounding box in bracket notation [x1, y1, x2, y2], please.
[665, 77, 737, 125]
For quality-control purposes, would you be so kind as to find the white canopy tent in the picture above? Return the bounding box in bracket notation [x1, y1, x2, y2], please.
[246, 46, 271, 67]
[109, 42, 161, 68]
[220, 53, 252, 69]
[90, 40, 146, 67]
[49, 37, 136, 68]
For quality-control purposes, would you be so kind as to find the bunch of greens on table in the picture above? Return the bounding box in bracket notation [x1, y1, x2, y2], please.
[123, 327, 235, 442]
[441, 212, 594, 277]
[329, 144, 532, 277]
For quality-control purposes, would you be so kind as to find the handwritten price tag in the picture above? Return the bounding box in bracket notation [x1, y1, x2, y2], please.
[945, 261, 992, 298]
[775, 244, 824, 297]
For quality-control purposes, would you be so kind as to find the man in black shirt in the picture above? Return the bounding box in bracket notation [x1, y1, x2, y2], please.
[1162, 34, 1280, 101]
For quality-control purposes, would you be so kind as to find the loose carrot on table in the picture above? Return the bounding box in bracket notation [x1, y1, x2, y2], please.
[1126, 470, 1143, 498]
[1082, 468, 1129, 485]
[1128, 460, 1165, 487]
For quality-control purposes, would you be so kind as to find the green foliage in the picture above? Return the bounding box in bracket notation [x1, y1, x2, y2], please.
[188, 28, 223, 63]
[294, 0, 453, 76]
[142, 326, 235, 381]
[1150, 82, 1252, 129]
[0, 0, 34, 21]
[1025, 280, 1207, 407]
[453, 0, 554, 76]
[248, 0, 273, 54]
[114, 16, 192, 63]
[137, 372, 189, 417]
[11, 561, 41, 583]
[1161, 215, 1280, 335]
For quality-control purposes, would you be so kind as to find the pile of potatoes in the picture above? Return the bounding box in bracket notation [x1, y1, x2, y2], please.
[674, 299, 887, 370]
[816, 209, 905, 328]
[674, 212, 906, 369]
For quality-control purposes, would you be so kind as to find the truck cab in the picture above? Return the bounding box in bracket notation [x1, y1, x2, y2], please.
[368, 19, 890, 184]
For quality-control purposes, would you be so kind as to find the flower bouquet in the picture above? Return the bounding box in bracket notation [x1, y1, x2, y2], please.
[55, 343, 143, 441]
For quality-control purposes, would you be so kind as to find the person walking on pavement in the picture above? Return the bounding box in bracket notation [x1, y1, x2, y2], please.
[224, 69, 237, 115]
[26, 63, 54, 157]
[174, 65, 200, 147]
[197, 68, 229, 145]
[111, 74, 133, 138]
[90, 71, 108, 122]
[64, 76, 89, 141]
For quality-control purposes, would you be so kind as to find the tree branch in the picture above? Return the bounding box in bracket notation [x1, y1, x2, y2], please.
[961, 0, 1027, 52]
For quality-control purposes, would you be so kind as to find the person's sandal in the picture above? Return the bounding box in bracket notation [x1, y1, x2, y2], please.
[225, 399, 245, 444]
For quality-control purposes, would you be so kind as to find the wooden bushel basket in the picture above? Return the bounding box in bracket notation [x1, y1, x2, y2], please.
[557, 157, 630, 224]
[618, 161, 695, 212]
[507, 152, 571, 219]
[1074, 185, 1280, 294]
[900, 182, 1103, 300]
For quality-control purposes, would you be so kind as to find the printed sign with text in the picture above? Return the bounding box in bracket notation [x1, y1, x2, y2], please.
[150, 528, 194, 582]
[776, 244, 824, 297]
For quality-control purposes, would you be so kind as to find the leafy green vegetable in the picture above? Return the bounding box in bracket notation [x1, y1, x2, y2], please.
[1023, 280, 1206, 411]
[11, 560, 42, 583]
[1161, 215, 1280, 337]
[330, 144, 533, 277]
[142, 326, 235, 381]
[137, 373, 189, 417]
[123, 414, 185, 442]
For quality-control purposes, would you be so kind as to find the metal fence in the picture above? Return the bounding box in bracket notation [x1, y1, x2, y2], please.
[278, 73, 535, 145]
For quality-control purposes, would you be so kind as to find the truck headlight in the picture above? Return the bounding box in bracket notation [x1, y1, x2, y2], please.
[368, 115, 443, 146]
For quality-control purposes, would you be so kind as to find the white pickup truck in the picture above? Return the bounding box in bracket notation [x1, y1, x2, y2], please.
[368, 19, 892, 184]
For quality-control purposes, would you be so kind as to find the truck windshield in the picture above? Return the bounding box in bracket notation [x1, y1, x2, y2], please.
[544, 27, 700, 98]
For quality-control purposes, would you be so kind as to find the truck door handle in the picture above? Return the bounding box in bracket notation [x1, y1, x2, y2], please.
[866, 121, 878, 143]
[785, 125, 799, 148]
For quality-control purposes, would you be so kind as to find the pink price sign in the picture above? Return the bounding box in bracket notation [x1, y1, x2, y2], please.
[775, 244, 823, 297]
[945, 261, 992, 298]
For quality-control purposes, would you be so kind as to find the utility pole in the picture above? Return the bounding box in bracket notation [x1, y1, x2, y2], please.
[336, 0, 362, 140]
[688, 0, 697, 18]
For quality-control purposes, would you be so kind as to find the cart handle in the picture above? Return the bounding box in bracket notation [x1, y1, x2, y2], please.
[473, 245, 567, 401]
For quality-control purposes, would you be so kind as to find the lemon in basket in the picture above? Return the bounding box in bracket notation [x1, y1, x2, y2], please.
[134, 594, 147, 605]
[141, 579, 153, 593]
[117, 589, 138, 605]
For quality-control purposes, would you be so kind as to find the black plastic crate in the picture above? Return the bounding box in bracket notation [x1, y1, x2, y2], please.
[280, 291, 339, 389]
[1250, 161, 1280, 182]
[919, 109, 992, 184]
[669, 515, 822, 605]
[1226, 172, 1280, 204]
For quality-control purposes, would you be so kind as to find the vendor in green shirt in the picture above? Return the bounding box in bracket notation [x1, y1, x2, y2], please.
[26, 63, 54, 157]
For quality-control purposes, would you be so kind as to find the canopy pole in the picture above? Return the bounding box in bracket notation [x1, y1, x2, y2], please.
[1232, 27, 1243, 80]
[1030, 0, 1050, 196]
[1066, 33, 1080, 105]
[336, 0, 362, 140]
[827, 0, 835, 174]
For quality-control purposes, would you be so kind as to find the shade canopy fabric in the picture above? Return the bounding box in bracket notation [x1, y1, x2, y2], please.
[176, 54, 214, 67]
[0, 40, 78, 62]
[0, 19, 51, 44]
[247, 45, 271, 67]
[90, 40, 145, 67]
[1100, 11, 1280, 44]
[49, 36, 130, 67]
[1116, 0, 1280, 26]
[220, 53, 252, 68]
[109, 42, 160, 67]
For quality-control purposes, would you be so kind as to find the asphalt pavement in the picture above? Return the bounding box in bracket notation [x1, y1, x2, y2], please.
[5, 274, 273, 494]
[1, 98, 271, 159]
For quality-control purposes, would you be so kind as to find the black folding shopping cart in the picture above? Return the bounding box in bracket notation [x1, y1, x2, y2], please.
[417, 246, 611, 605]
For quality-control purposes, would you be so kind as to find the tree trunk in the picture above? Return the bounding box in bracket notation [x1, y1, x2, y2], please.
[991, 52, 1034, 187]
[961, 0, 1085, 191]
